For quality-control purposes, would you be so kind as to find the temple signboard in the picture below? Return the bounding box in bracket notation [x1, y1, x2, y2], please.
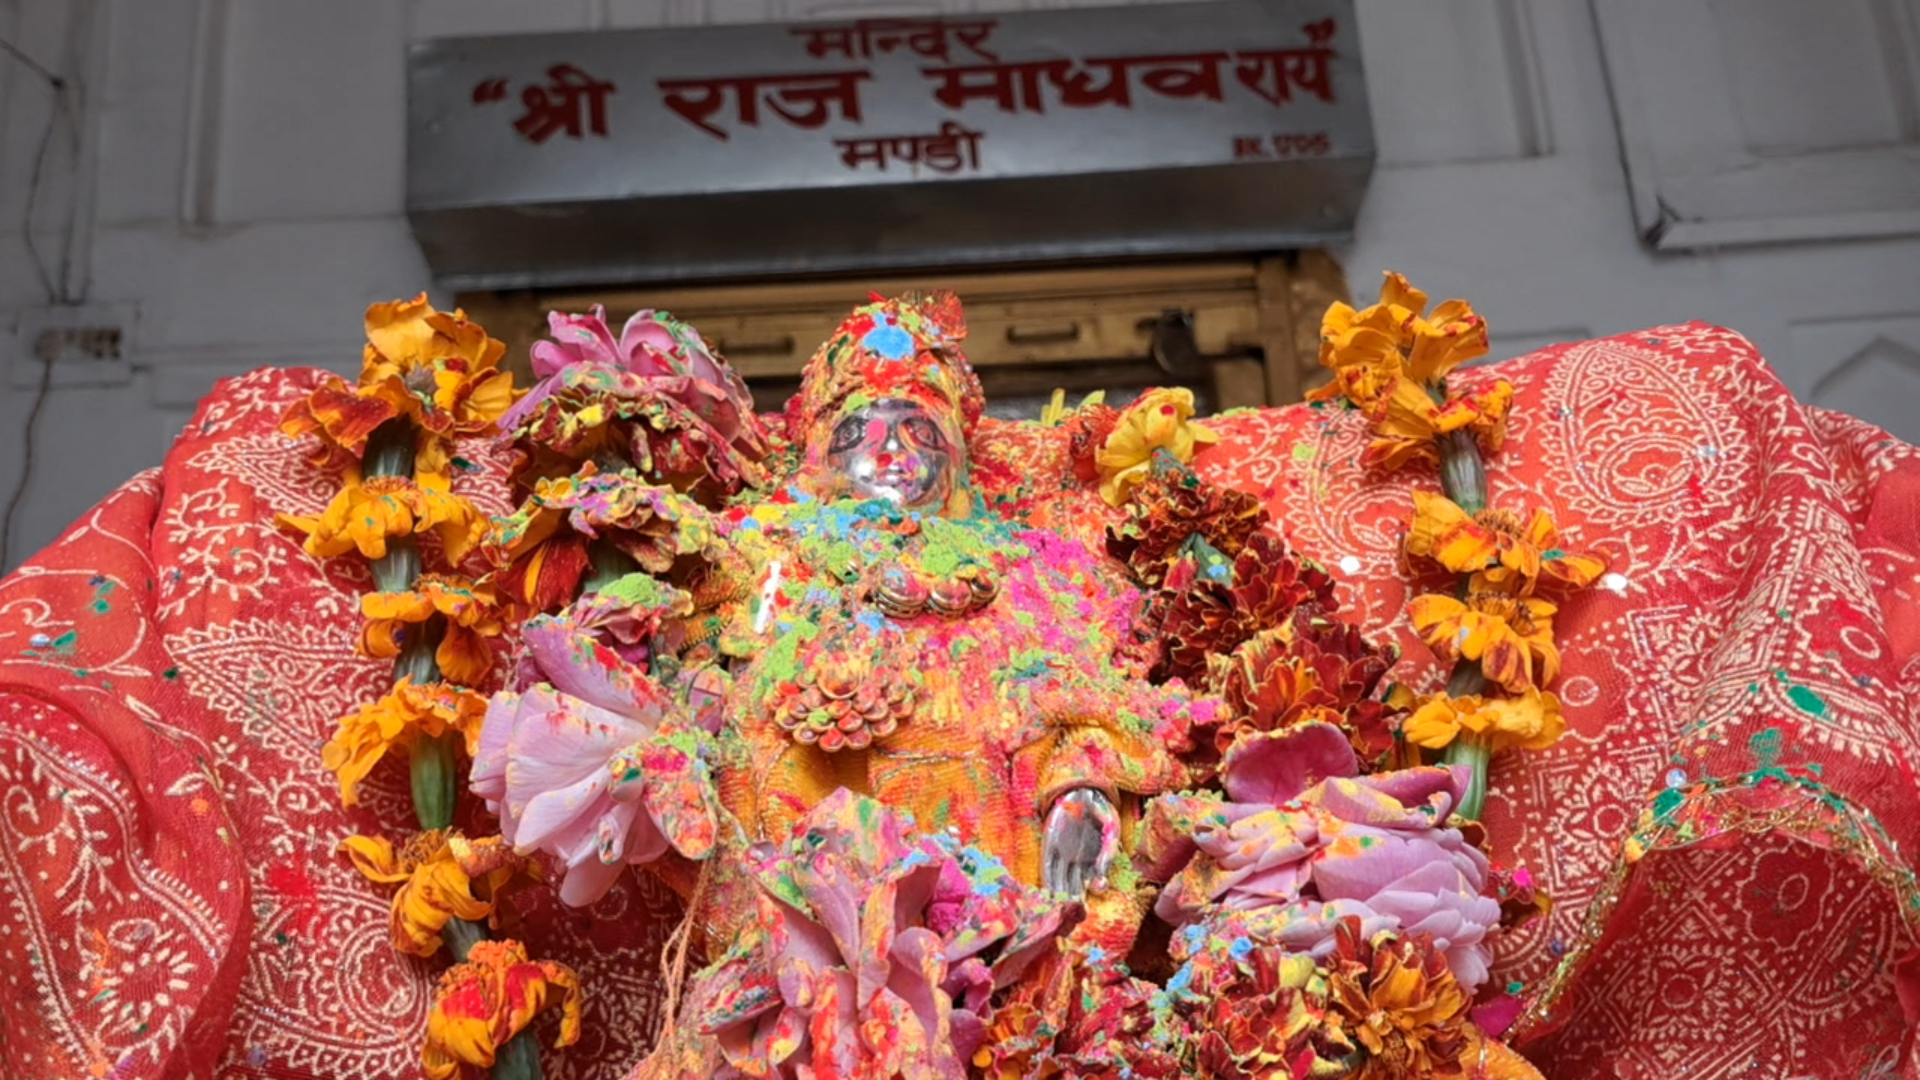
[407, 0, 1373, 288]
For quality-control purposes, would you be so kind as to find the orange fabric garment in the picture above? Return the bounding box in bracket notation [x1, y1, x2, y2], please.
[0, 325, 1915, 1079]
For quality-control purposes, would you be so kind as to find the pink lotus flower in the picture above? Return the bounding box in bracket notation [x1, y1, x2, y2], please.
[1142, 723, 1499, 992]
[694, 790, 1074, 1079]
[471, 610, 716, 907]
[505, 305, 766, 457]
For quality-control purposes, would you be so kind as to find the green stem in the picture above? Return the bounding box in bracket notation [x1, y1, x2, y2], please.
[582, 538, 639, 594]
[1437, 429, 1488, 516]
[1443, 731, 1493, 821]
[361, 419, 540, 1077]
[411, 731, 458, 832]
[443, 919, 543, 1080]
[364, 418, 417, 479]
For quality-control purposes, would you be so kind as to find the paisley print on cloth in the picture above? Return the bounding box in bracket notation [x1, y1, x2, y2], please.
[1, 327, 1917, 1079]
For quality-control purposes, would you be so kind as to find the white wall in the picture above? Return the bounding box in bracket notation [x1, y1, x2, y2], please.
[4, 0, 1920, 570]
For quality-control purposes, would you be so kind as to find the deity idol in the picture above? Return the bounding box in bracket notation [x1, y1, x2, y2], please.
[478, 292, 1210, 955]
[8, 277, 1917, 1080]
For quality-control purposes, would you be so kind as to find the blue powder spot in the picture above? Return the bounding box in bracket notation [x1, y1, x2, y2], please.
[1229, 936, 1253, 959]
[863, 323, 914, 361]
[855, 610, 884, 635]
[1086, 946, 1107, 964]
[1181, 924, 1205, 947]
[1166, 964, 1194, 998]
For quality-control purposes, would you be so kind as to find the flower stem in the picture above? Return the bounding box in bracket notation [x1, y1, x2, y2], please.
[361, 419, 536, 1077]
[1443, 730, 1493, 821]
[582, 538, 638, 594]
[1438, 429, 1488, 516]
[443, 920, 543, 1080]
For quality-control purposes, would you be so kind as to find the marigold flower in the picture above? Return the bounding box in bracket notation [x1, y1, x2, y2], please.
[1402, 688, 1565, 753]
[281, 294, 515, 466]
[1364, 377, 1513, 472]
[278, 472, 484, 562]
[1407, 583, 1560, 694]
[422, 938, 581, 1080]
[1325, 920, 1472, 1080]
[1106, 463, 1269, 587]
[1192, 945, 1344, 1080]
[1096, 387, 1219, 506]
[359, 575, 502, 686]
[340, 830, 531, 957]
[320, 679, 487, 805]
[1206, 619, 1398, 762]
[1149, 531, 1337, 685]
[1310, 273, 1490, 409]
[1406, 492, 1607, 593]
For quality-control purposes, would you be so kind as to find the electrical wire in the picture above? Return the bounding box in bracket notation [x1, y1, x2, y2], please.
[0, 352, 54, 571]
[1, 34, 75, 572]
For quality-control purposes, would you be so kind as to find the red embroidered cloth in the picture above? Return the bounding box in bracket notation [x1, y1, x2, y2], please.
[1, 324, 1916, 1079]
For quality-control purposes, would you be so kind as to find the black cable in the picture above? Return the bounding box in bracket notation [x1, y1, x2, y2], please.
[0, 353, 55, 572]
[4, 34, 68, 303]
[1, 33, 78, 572]
[0, 35, 63, 87]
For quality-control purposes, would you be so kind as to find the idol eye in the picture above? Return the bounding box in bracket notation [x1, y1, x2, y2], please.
[828, 416, 866, 454]
[902, 417, 943, 446]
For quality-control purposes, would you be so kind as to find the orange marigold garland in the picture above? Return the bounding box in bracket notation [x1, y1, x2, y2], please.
[1313, 272, 1610, 819]
[279, 298, 571, 1080]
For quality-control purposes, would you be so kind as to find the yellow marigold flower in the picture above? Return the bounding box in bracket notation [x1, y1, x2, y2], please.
[362, 294, 515, 436]
[341, 830, 531, 957]
[359, 575, 502, 686]
[1310, 273, 1489, 408]
[1402, 688, 1565, 752]
[1096, 387, 1219, 506]
[1363, 377, 1512, 473]
[422, 939, 582, 1080]
[1407, 581, 1560, 695]
[1406, 491, 1608, 593]
[281, 295, 516, 462]
[320, 679, 486, 806]
[1327, 927, 1472, 1080]
[277, 471, 484, 563]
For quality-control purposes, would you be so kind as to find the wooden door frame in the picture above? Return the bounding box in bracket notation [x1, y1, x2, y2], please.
[456, 252, 1347, 414]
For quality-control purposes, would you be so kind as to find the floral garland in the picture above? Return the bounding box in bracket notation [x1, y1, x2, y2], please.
[1309, 273, 1607, 820]
[279, 295, 574, 1080]
[272, 278, 1606, 1079]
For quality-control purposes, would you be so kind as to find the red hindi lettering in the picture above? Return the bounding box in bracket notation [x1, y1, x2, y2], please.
[1235, 20, 1337, 107]
[657, 76, 756, 140]
[923, 60, 1064, 113]
[834, 122, 982, 174]
[1052, 58, 1132, 109]
[1130, 52, 1229, 102]
[917, 121, 982, 172]
[835, 135, 891, 169]
[658, 70, 868, 140]
[948, 22, 999, 62]
[512, 64, 617, 143]
[762, 70, 870, 130]
[794, 24, 867, 60]
[793, 18, 999, 63]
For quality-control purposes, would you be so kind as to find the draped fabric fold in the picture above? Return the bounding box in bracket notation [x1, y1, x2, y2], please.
[1, 325, 1916, 1079]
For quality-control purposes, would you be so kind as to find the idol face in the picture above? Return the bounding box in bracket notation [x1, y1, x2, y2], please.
[824, 397, 957, 510]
